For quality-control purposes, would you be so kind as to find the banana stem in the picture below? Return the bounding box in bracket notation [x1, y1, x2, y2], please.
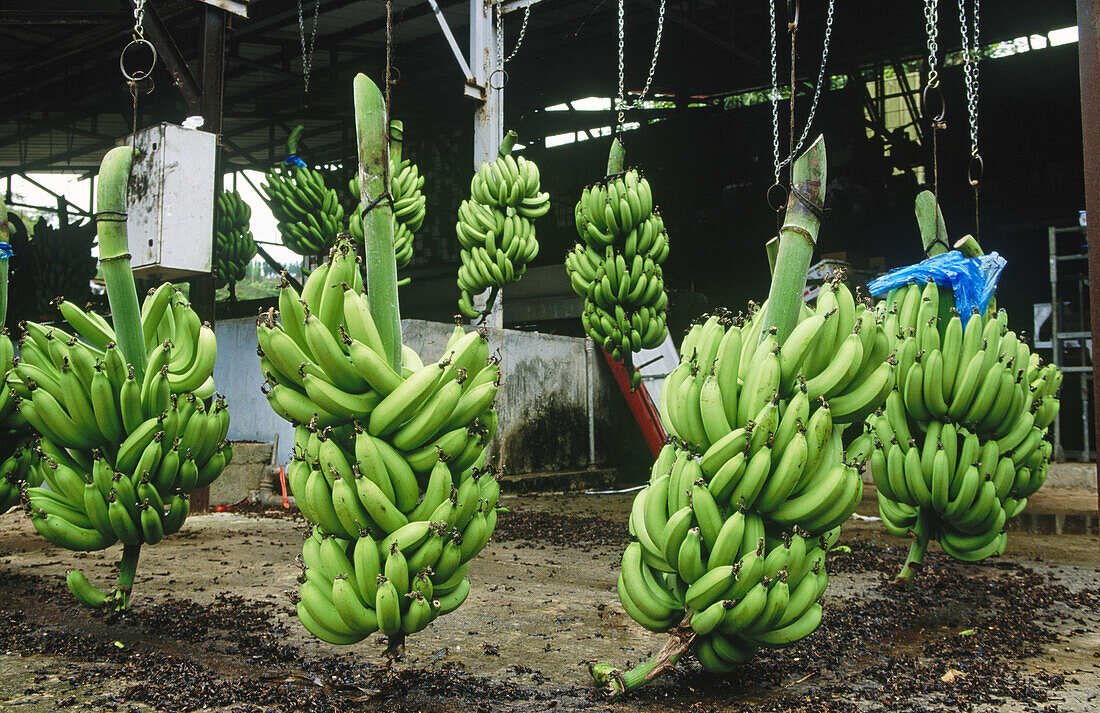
[761, 135, 827, 345]
[915, 190, 950, 257]
[894, 528, 928, 588]
[112, 544, 142, 614]
[353, 73, 401, 373]
[589, 626, 694, 695]
[498, 130, 518, 159]
[96, 146, 146, 379]
[765, 236, 779, 276]
[0, 195, 11, 327]
[606, 137, 625, 175]
[954, 234, 984, 257]
[384, 633, 406, 660]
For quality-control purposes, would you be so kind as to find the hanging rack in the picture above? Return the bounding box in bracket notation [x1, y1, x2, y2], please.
[767, 0, 836, 214]
[958, 0, 982, 239]
[614, 0, 667, 141]
[489, 1, 531, 90]
[298, 0, 321, 94]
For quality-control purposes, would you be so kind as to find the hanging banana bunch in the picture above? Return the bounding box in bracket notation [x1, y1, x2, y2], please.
[260, 125, 345, 256]
[26, 216, 97, 317]
[864, 231, 1061, 585]
[455, 130, 549, 318]
[0, 440, 40, 515]
[258, 239, 500, 650]
[214, 189, 258, 293]
[591, 137, 894, 693]
[348, 121, 425, 278]
[0, 320, 39, 516]
[565, 139, 669, 389]
[11, 147, 230, 614]
[0, 210, 39, 514]
[258, 75, 501, 655]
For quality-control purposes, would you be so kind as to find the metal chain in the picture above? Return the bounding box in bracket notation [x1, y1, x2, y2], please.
[495, 3, 531, 69]
[298, 0, 321, 93]
[770, 0, 835, 179]
[616, 0, 667, 130]
[958, 0, 980, 156]
[132, 0, 146, 39]
[924, 0, 939, 85]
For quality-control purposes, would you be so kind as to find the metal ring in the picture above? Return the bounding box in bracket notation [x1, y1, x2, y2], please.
[921, 81, 945, 123]
[120, 38, 157, 82]
[488, 68, 508, 90]
[767, 182, 787, 212]
[968, 153, 983, 186]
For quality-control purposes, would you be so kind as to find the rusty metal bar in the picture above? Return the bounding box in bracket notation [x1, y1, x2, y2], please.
[189, 2, 227, 514]
[1076, 0, 1100, 514]
[125, 0, 201, 109]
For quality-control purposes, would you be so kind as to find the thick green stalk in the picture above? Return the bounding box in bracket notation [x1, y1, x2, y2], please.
[954, 234, 984, 257]
[112, 544, 142, 613]
[761, 135, 827, 345]
[589, 626, 694, 695]
[915, 190, 950, 257]
[894, 528, 928, 588]
[353, 73, 401, 373]
[606, 137, 625, 175]
[97, 146, 146, 379]
[0, 196, 10, 327]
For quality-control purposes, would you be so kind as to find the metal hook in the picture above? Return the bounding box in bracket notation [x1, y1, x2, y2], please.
[921, 81, 945, 124]
[788, 0, 801, 29]
[968, 153, 983, 186]
[767, 182, 788, 213]
[488, 68, 508, 90]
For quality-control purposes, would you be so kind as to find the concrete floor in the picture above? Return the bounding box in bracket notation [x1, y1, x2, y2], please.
[0, 488, 1097, 712]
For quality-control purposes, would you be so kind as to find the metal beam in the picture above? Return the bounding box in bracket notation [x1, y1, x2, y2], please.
[0, 10, 116, 25]
[499, 0, 543, 15]
[637, 0, 761, 68]
[890, 62, 924, 143]
[472, 0, 503, 328]
[126, 0, 202, 109]
[428, 0, 474, 81]
[1075, 0, 1100, 510]
[14, 172, 91, 216]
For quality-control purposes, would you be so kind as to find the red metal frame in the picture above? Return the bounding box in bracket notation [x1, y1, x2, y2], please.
[601, 348, 667, 458]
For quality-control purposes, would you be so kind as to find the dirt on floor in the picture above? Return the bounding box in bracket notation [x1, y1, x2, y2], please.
[0, 491, 1098, 713]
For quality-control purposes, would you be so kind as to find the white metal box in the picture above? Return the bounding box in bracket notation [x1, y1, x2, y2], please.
[126, 123, 217, 279]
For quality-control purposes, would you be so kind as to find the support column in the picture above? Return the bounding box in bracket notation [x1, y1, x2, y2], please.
[470, 0, 503, 329]
[191, 3, 226, 513]
[1076, 0, 1100, 512]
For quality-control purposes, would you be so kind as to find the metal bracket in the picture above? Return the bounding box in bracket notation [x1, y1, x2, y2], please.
[499, 0, 541, 14]
[464, 80, 486, 101]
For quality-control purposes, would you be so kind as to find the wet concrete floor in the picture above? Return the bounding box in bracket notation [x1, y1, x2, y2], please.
[0, 490, 1097, 712]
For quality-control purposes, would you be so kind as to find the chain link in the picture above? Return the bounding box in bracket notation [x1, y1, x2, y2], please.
[616, 0, 666, 129]
[132, 0, 146, 39]
[770, 0, 835, 179]
[298, 0, 321, 93]
[958, 0, 980, 156]
[924, 0, 939, 83]
[495, 3, 531, 69]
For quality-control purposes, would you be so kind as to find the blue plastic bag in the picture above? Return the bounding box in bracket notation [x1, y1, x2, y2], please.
[284, 154, 307, 168]
[867, 250, 1006, 326]
[0, 242, 12, 259]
